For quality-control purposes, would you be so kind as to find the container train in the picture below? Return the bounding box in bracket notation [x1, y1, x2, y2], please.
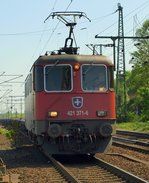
[25, 11, 116, 155]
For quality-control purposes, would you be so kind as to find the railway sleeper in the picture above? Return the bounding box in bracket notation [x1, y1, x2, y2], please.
[0, 158, 20, 183]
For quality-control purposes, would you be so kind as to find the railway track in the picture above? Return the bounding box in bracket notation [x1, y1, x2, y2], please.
[116, 130, 149, 139]
[112, 130, 149, 154]
[21, 161, 68, 183]
[1, 121, 149, 182]
[105, 152, 149, 166]
[113, 135, 149, 146]
[43, 150, 148, 183]
[0, 158, 20, 183]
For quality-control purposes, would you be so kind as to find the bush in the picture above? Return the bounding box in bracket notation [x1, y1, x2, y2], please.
[0, 128, 14, 139]
[126, 111, 140, 122]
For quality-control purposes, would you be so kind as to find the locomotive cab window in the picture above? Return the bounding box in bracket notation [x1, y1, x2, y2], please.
[81, 64, 107, 92]
[45, 65, 72, 92]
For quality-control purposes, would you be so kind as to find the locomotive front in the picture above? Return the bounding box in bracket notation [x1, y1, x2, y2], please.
[25, 54, 116, 154]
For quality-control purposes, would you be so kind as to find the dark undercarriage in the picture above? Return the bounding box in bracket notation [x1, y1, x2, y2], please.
[29, 120, 114, 155]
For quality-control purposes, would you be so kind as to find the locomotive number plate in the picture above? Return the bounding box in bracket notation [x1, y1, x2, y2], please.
[67, 110, 89, 116]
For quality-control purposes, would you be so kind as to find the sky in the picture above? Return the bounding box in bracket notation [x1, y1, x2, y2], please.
[0, 0, 149, 113]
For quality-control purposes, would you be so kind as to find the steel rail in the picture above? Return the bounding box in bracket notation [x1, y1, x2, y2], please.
[113, 136, 149, 147]
[43, 152, 80, 183]
[116, 130, 149, 139]
[106, 153, 149, 166]
[112, 141, 149, 154]
[48, 154, 148, 183]
[94, 157, 149, 183]
[3, 120, 148, 182]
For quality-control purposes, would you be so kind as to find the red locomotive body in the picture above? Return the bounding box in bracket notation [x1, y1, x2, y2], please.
[25, 54, 116, 154]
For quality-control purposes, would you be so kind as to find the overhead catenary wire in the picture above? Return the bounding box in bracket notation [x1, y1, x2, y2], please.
[39, 0, 74, 54]
[0, 0, 148, 37]
[94, 1, 149, 68]
[0, 0, 148, 66]
[97, 0, 149, 36]
[30, 0, 59, 61]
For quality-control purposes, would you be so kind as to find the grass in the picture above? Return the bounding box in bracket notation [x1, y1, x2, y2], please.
[116, 121, 149, 132]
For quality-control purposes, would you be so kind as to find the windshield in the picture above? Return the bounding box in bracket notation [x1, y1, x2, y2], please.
[45, 65, 72, 92]
[81, 64, 107, 92]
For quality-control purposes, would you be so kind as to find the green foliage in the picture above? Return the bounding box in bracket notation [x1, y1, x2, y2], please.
[137, 87, 149, 121]
[125, 19, 149, 122]
[126, 111, 140, 122]
[131, 19, 149, 66]
[0, 128, 15, 139]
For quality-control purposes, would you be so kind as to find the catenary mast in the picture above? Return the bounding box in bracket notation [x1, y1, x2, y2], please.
[116, 3, 126, 121]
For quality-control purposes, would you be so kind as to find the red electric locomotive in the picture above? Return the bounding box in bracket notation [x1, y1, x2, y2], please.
[25, 12, 116, 155]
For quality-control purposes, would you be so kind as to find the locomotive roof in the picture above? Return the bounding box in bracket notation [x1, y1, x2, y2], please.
[34, 54, 113, 66]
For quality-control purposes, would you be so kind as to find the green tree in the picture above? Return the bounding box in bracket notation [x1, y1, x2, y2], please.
[127, 19, 149, 121]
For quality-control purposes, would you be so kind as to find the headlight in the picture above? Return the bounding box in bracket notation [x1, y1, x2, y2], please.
[96, 110, 107, 117]
[48, 111, 58, 117]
